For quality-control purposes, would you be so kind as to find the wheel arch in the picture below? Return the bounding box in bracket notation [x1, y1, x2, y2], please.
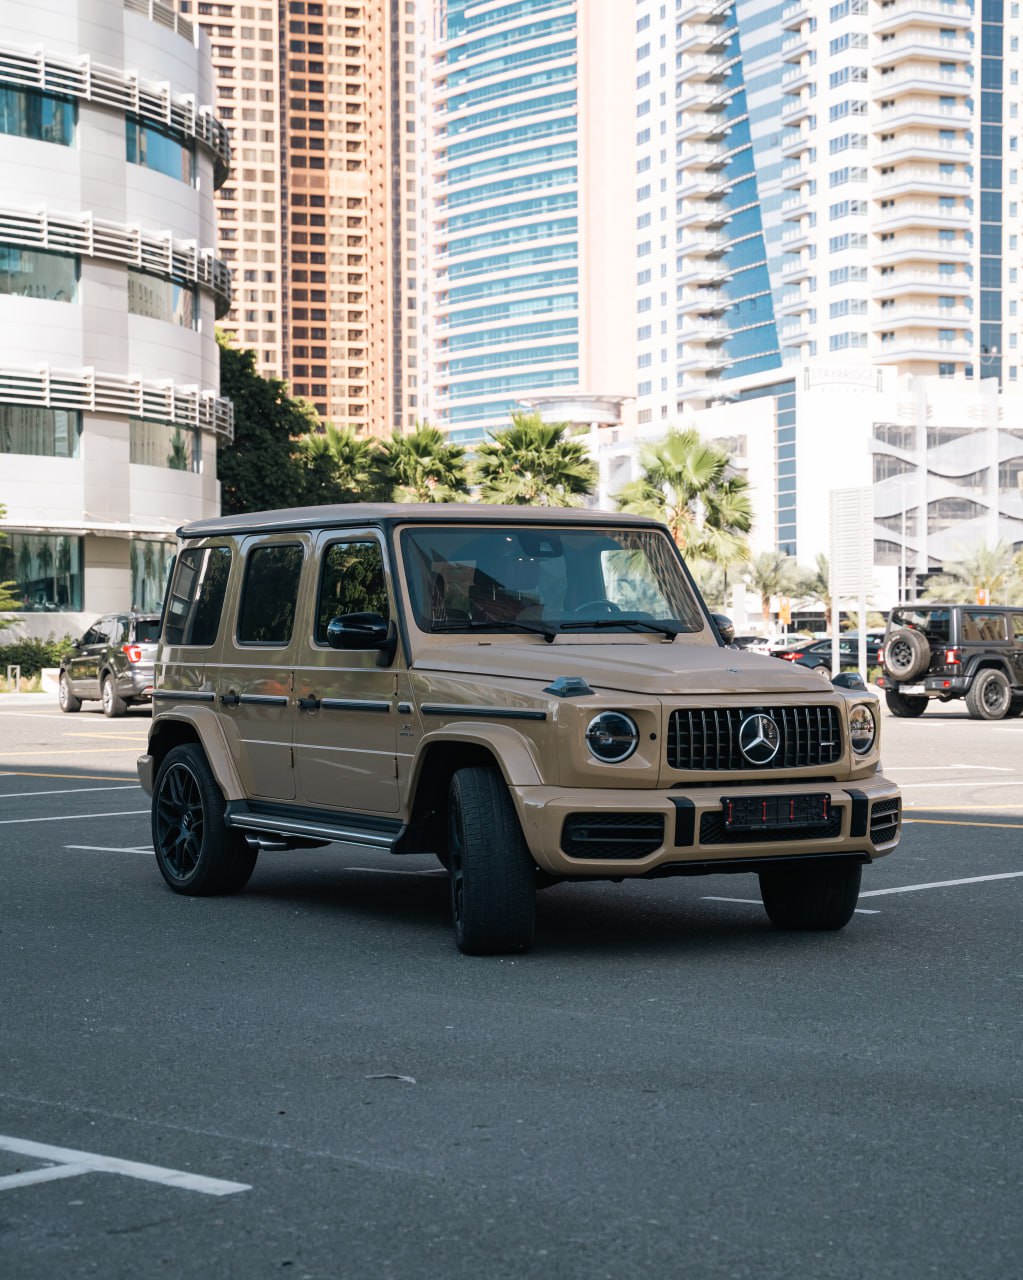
[965, 656, 1014, 683]
[148, 710, 244, 801]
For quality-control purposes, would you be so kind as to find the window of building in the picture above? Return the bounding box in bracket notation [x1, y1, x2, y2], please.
[0, 244, 77, 301]
[127, 270, 197, 328]
[130, 538, 176, 612]
[129, 419, 202, 473]
[0, 531, 83, 612]
[126, 119, 195, 184]
[0, 86, 75, 144]
[0, 405, 80, 457]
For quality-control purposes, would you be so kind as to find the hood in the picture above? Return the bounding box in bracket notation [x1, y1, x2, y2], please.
[412, 639, 835, 697]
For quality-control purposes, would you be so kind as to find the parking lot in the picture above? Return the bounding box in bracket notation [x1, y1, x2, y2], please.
[1, 694, 1020, 1279]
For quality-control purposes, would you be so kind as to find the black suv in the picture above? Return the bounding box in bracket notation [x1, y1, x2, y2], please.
[880, 604, 1023, 720]
[58, 612, 162, 717]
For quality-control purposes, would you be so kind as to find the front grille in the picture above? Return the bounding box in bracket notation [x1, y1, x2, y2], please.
[699, 809, 843, 846]
[870, 797, 900, 845]
[561, 812, 665, 860]
[667, 706, 843, 771]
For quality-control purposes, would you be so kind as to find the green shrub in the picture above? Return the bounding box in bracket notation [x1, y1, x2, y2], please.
[0, 635, 74, 678]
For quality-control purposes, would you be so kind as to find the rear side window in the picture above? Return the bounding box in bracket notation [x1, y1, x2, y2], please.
[237, 543, 304, 646]
[133, 617, 162, 644]
[164, 547, 232, 646]
[315, 540, 390, 644]
[1012, 613, 1023, 644]
[889, 607, 950, 644]
[962, 610, 1008, 643]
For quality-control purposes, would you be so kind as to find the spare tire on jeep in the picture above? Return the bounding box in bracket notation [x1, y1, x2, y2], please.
[883, 627, 931, 681]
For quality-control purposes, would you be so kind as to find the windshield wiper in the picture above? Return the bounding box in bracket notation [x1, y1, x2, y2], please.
[558, 618, 681, 640]
[430, 619, 560, 643]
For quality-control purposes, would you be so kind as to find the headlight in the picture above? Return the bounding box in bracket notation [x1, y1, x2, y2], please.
[849, 703, 877, 755]
[585, 711, 640, 763]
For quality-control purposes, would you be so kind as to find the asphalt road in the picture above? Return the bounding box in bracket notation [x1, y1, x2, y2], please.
[1, 694, 1020, 1279]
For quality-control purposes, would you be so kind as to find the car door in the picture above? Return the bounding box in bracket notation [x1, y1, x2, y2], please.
[214, 536, 310, 801]
[70, 618, 111, 697]
[292, 531, 401, 815]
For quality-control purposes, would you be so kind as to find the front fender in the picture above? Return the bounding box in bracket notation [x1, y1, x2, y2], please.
[407, 722, 545, 793]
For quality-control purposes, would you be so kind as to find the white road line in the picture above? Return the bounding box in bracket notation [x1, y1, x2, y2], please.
[344, 866, 448, 877]
[0, 785, 139, 799]
[700, 896, 879, 915]
[900, 780, 1021, 789]
[0, 1135, 250, 1197]
[0, 809, 148, 826]
[860, 871, 1023, 897]
[0, 1163, 92, 1190]
[888, 764, 1014, 772]
[65, 845, 154, 855]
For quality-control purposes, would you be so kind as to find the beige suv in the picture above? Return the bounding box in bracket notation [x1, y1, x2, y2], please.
[138, 504, 901, 954]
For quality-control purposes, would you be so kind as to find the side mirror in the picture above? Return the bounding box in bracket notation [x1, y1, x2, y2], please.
[326, 612, 397, 665]
[832, 671, 867, 691]
[710, 613, 735, 646]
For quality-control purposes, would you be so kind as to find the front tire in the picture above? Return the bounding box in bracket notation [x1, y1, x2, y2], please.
[759, 859, 862, 931]
[447, 766, 536, 955]
[885, 688, 928, 718]
[152, 743, 257, 895]
[101, 674, 127, 718]
[965, 669, 1012, 721]
[58, 671, 81, 713]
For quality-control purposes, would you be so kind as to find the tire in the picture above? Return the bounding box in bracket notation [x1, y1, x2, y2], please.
[58, 671, 82, 713]
[446, 765, 536, 955]
[1006, 698, 1023, 720]
[759, 859, 862, 931]
[885, 688, 928, 718]
[965, 668, 1012, 721]
[882, 628, 931, 681]
[101, 673, 127, 718]
[152, 743, 258, 895]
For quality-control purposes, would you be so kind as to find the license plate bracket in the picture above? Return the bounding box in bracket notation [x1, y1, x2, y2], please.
[722, 794, 832, 832]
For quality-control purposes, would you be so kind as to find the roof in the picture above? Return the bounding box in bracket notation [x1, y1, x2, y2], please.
[178, 503, 664, 539]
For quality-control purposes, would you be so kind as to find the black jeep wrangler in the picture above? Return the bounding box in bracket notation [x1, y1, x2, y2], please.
[880, 604, 1023, 720]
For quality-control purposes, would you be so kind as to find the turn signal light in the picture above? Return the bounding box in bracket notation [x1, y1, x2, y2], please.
[122, 644, 143, 664]
[945, 648, 961, 665]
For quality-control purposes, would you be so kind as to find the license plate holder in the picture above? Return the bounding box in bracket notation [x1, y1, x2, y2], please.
[722, 794, 832, 832]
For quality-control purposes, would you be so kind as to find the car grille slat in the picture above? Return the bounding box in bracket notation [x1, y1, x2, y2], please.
[667, 706, 842, 771]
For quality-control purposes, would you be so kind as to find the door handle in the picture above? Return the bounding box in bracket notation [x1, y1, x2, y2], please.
[220, 691, 240, 707]
[297, 696, 321, 711]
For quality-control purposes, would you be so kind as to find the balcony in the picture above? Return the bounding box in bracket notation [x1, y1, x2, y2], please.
[780, 127, 814, 160]
[676, 22, 734, 55]
[683, 317, 731, 344]
[676, 350, 731, 374]
[677, 289, 729, 316]
[874, 200, 971, 233]
[676, 82, 735, 114]
[781, 30, 811, 62]
[780, 94, 814, 125]
[872, 269, 972, 299]
[676, 260, 732, 288]
[781, 62, 813, 93]
[875, 165, 970, 199]
[876, 132, 971, 165]
[675, 110, 732, 142]
[875, 67, 973, 98]
[781, 190, 812, 221]
[874, 337, 973, 363]
[676, 0, 734, 22]
[781, 254, 813, 284]
[677, 143, 730, 170]
[676, 170, 733, 201]
[780, 1, 809, 31]
[676, 54, 731, 84]
[678, 231, 731, 258]
[874, 236, 971, 268]
[877, 98, 972, 131]
[676, 200, 731, 230]
[872, 34, 972, 66]
[874, 303, 972, 330]
[873, 1, 972, 36]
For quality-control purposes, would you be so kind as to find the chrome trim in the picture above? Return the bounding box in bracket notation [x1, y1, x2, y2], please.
[226, 812, 395, 848]
[320, 698, 391, 713]
[152, 689, 215, 702]
[420, 703, 547, 721]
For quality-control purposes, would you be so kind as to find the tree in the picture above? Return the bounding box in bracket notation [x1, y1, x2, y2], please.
[799, 552, 833, 630]
[744, 551, 804, 626]
[0, 505, 21, 625]
[217, 334, 316, 514]
[614, 427, 752, 565]
[472, 412, 597, 507]
[294, 422, 380, 504]
[374, 423, 469, 503]
[922, 541, 1017, 604]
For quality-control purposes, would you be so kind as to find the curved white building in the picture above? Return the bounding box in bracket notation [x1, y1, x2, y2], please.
[0, 0, 231, 638]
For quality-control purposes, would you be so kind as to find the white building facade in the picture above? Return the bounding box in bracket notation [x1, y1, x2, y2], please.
[0, 0, 231, 639]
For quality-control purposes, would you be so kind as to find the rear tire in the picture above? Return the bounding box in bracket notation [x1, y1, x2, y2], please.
[759, 860, 862, 931]
[965, 669, 1012, 721]
[152, 744, 257, 895]
[447, 766, 536, 955]
[885, 688, 928, 718]
[101, 674, 127, 718]
[1006, 698, 1023, 720]
[58, 671, 81, 713]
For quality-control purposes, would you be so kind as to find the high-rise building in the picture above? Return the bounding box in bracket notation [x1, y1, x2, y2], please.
[0, 0, 231, 637]
[623, 0, 1023, 588]
[424, 0, 635, 442]
[178, 0, 420, 434]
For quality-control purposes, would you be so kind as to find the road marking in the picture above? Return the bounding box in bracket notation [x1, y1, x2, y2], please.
[860, 871, 1023, 897]
[701, 896, 880, 915]
[904, 804, 1023, 811]
[889, 764, 1014, 772]
[0, 1163, 92, 1191]
[65, 845, 154, 855]
[69, 732, 148, 741]
[0, 748, 141, 757]
[0, 809, 148, 826]
[344, 866, 447, 877]
[900, 779, 1022, 790]
[0, 1135, 249, 1197]
[0, 785, 139, 799]
[0, 771, 132, 782]
[904, 818, 1023, 829]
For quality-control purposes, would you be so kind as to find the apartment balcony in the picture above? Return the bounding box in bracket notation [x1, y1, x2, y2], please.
[781, 254, 813, 284]
[776, 290, 812, 318]
[877, 98, 971, 131]
[780, 1, 810, 31]
[676, 260, 732, 288]
[873, 1, 972, 36]
[676, 170, 734, 201]
[780, 94, 814, 126]
[877, 132, 971, 166]
[874, 201, 971, 234]
[875, 304, 972, 331]
[676, 0, 734, 23]
[780, 221, 814, 253]
[874, 337, 973, 364]
[872, 269, 972, 299]
[876, 67, 973, 97]
[781, 190, 812, 221]
[683, 317, 731, 344]
[675, 110, 732, 143]
[676, 200, 731, 230]
[676, 350, 731, 374]
[779, 127, 813, 159]
[781, 30, 811, 62]
[676, 54, 732, 84]
[677, 289, 729, 316]
[875, 165, 970, 199]
[874, 236, 971, 268]
[781, 160, 810, 190]
[872, 34, 972, 66]
[678, 230, 731, 258]
[781, 62, 813, 93]
[677, 143, 730, 170]
[677, 22, 734, 55]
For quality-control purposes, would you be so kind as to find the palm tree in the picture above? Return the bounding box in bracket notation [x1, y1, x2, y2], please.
[744, 551, 804, 626]
[614, 427, 753, 565]
[922, 541, 1016, 603]
[0, 504, 20, 621]
[799, 552, 834, 630]
[36, 540, 55, 606]
[472, 412, 597, 507]
[56, 536, 73, 609]
[374, 423, 469, 503]
[294, 422, 378, 504]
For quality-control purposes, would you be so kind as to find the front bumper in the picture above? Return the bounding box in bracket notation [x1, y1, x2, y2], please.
[512, 774, 901, 877]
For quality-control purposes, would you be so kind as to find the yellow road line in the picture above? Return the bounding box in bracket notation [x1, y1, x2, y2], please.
[0, 747, 140, 757]
[0, 771, 132, 781]
[68, 733, 148, 741]
[904, 817, 1023, 830]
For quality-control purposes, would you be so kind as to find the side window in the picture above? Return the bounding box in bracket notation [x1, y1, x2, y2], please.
[1011, 613, 1023, 645]
[81, 624, 104, 645]
[164, 546, 232, 646]
[237, 543, 304, 646]
[316, 540, 389, 644]
[111, 617, 129, 644]
[962, 610, 1008, 643]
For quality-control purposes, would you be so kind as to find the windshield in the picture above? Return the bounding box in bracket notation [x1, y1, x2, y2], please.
[400, 525, 706, 637]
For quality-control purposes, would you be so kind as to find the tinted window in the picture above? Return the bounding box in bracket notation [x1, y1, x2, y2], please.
[962, 610, 1008, 643]
[237, 544, 304, 645]
[133, 617, 163, 644]
[1012, 613, 1023, 643]
[81, 624, 105, 646]
[316, 541, 389, 644]
[889, 607, 950, 644]
[110, 617, 129, 644]
[164, 547, 232, 646]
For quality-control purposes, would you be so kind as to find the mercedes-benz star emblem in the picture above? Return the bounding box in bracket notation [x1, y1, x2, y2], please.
[738, 712, 781, 765]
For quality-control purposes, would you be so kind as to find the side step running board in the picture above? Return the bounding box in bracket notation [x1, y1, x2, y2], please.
[225, 802, 404, 850]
